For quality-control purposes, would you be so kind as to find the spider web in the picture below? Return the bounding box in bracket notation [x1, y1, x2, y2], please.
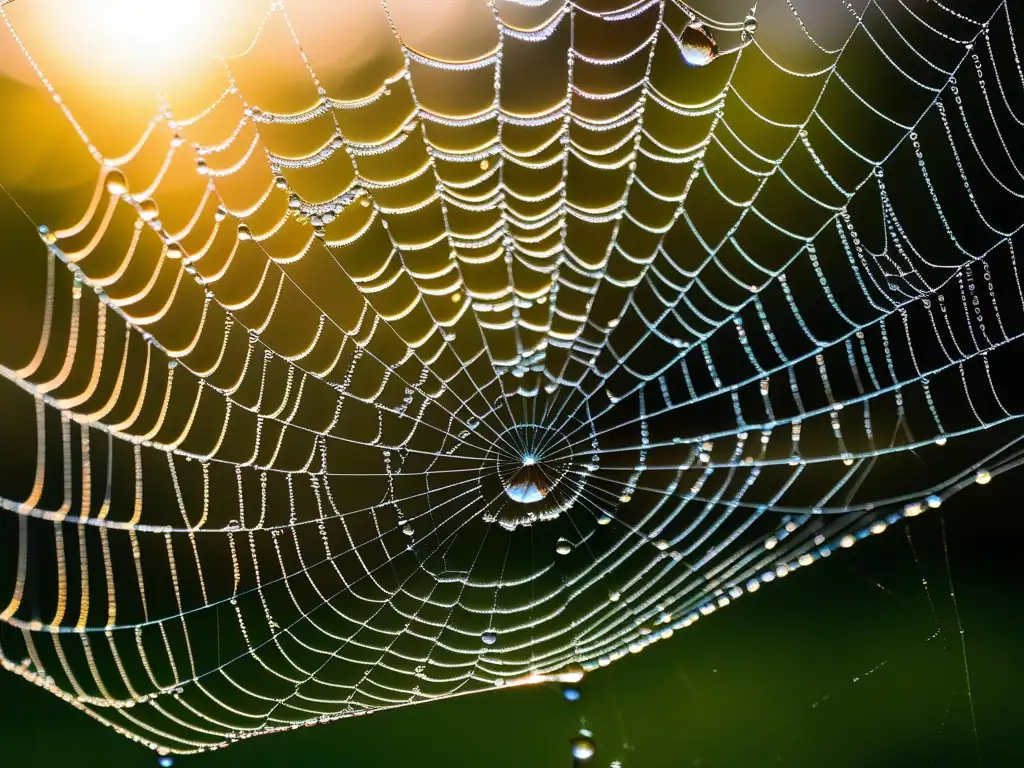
[0, 0, 1022, 756]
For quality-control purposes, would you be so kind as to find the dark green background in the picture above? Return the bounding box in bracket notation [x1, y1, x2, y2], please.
[1, 480, 1021, 767]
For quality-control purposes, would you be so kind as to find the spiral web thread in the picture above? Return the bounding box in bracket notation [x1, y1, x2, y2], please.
[0, 0, 1023, 755]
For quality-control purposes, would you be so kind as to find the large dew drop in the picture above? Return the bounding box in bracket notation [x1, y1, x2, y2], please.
[105, 169, 128, 196]
[138, 199, 159, 222]
[503, 459, 549, 504]
[571, 731, 596, 760]
[679, 22, 718, 67]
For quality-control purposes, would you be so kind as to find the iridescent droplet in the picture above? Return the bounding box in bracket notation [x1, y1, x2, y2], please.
[138, 199, 159, 222]
[503, 461, 549, 504]
[679, 23, 718, 67]
[105, 169, 128, 196]
[571, 732, 596, 760]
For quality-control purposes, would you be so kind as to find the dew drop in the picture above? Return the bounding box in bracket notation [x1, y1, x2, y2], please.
[38, 226, 57, 245]
[138, 199, 159, 221]
[237, 224, 253, 241]
[105, 169, 128, 196]
[678, 23, 718, 67]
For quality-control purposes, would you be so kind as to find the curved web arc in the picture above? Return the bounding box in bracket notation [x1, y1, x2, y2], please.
[0, 0, 1022, 756]
[274, 4, 535, 459]
[541, 6, 994, 452]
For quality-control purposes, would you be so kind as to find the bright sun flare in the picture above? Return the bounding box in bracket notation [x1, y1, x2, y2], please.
[54, 0, 233, 83]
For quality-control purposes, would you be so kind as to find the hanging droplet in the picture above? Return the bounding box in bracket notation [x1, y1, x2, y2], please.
[105, 169, 128, 196]
[215, 205, 228, 222]
[158, 757, 175, 768]
[504, 458, 550, 504]
[166, 244, 183, 260]
[562, 685, 581, 702]
[137, 198, 159, 221]
[555, 538, 572, 556]
[678, 22, 718, 67]
[196, 158, 209, 175]
[479, 159, 490, 171]
[360, 197, 370, 208]
[274, 176, 288, 189]
[743, 14, 758, 34]
[571, 731, 596, 760]
[975, 470, 991, 485]
[237, 224, 253, 241]
[481, 631, 497, 645]
[402, 524, 415, 537]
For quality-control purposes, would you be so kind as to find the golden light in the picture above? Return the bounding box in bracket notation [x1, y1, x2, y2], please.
[557, 664, 585, 684]
[45, 0, 235, 85]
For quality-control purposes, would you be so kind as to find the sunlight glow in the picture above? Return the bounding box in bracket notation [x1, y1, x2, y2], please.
[53, 0, 232, 83]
